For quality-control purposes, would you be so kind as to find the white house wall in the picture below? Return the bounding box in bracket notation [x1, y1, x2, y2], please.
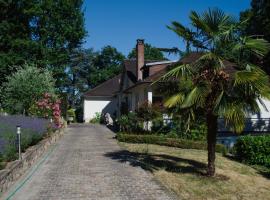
[130, 84, 151, 111]
[84, 97, 118, 122]
[250, 99, 270, 118]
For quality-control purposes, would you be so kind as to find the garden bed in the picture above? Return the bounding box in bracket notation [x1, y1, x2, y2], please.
[0, 128, 64, 194]
[0, 115, 56, 167]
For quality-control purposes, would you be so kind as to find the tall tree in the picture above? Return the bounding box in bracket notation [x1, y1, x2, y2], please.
[0, 0, 86, 88]
[128, 43, 167, 60]
[161, 8, 270, 176]
[240, 0, 270, 74]
[89, 45, 125, 88]
[65, 49, 97, 107]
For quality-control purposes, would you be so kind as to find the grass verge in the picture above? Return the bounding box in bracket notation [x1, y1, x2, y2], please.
[117, 142, 270, 200]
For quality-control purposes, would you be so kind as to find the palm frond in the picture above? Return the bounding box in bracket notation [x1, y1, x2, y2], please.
[218, 102, 246, 133]
[164, 93, 185, 108]
[167, 22, 193, 40]
[182, 86, 208, 108]
[234, 71, 261, 85]
[233, 37, 270, 57]
[224, 105, 246, 133]
[160, 64, 192, 81]
[190, 10, 211, 35]
[257, 97, 269, 112]
[213, 91, 224, 111]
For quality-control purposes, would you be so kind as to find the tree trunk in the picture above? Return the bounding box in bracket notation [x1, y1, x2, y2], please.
[206, 112, 218, 176]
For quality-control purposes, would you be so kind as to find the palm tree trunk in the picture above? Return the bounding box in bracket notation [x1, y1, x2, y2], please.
[206, 112, 218, 176]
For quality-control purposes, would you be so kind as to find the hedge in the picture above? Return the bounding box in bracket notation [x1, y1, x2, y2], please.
[117, 133, 227, 154]
[234, 135, 270, 167]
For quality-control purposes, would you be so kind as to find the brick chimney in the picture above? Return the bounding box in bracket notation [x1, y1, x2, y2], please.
[136, 39, 144, 81]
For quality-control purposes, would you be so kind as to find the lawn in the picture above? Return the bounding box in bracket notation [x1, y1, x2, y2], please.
[119, 142, 270, 200]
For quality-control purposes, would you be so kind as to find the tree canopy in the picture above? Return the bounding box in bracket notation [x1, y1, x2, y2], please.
[128, 43, 166, 60]
[64, 46, 125, 109]
[240, 0, 270, 74]
[0, 0, 86, 88]
[89, 45, 125, 88]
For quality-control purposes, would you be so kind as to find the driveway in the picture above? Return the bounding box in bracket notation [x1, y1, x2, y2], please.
[3, 124, 175, 200]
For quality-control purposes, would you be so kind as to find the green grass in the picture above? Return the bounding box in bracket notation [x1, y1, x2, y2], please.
[119, 142, 270, 200]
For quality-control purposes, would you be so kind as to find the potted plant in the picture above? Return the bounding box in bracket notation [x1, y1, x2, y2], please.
[67, 108, 76, 123]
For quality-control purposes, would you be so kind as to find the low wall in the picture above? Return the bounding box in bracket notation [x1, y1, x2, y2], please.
[0, 129, 64, 194]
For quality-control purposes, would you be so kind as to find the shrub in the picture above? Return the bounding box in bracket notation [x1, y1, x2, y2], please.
[30, 93, 63, 127]
[89, 112, 101, 124]
[67, 108, 76, 122]
[167, 121, 207, 141]
[234, 135, 270, 167]
[117, 133, 227, 154]
[2, 63, 56, 115]
[117, 112, 141, 132]
[3, 145, 17, 162]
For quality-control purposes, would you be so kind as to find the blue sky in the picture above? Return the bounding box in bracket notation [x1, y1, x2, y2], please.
[83, 0, 251, 59]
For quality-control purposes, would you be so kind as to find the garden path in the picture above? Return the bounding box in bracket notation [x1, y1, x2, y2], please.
[3, 124, 176, 200]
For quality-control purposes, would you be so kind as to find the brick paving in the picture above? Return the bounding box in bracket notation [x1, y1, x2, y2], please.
[3, 124, 176, 200]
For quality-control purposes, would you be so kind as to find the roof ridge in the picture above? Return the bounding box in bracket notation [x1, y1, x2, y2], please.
[85, 73, 122, 94]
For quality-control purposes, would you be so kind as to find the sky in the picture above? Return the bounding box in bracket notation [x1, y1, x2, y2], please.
[83, 0, 251, 59]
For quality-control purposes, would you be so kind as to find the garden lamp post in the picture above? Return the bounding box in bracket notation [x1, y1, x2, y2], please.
[17, 125, 22, 160]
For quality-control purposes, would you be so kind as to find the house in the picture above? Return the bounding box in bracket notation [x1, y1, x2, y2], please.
[83, 74, 121, 122]
[84, 39, 270, 138]
[83, 39, 177, 122]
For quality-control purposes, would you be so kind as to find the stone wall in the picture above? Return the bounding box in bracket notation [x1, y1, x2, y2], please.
[0, 129, 64, 194]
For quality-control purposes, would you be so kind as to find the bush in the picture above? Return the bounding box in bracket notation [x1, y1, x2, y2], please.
[67, 108, 76, 121]
[89, 112, 101, 124]
[2, 63, 56, 115]
[117, 133, 227, 154]
[234, 135, 270, 167]
[117, 112, 141, 132]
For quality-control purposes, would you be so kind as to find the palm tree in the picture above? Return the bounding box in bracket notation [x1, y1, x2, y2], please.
[160, 8, 270, 176]
[167, 21, 195, 53]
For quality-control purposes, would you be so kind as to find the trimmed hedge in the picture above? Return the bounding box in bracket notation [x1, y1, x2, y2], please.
[117, 133, 227, 154]
[234, 135, 270, 167]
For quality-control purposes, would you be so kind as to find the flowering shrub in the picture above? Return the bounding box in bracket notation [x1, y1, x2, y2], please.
[0, 115, 51, 167]
[30, 93, 63, 128]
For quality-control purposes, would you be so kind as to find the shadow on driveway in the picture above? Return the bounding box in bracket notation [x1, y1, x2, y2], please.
[104, 150, 207, 175]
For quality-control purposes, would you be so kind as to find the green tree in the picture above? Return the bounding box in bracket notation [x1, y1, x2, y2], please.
[128, 43, 167, 60]
[65, 48, 97, 107]
[240, 0, 270, 74]
[0, 0, 86, 88]
[2, 63, 56, 115]
[161, 8, 270, 176]
[89, 46, 125, 88]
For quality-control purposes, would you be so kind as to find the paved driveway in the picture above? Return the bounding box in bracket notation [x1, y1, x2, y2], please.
[3, 124, 175, 200]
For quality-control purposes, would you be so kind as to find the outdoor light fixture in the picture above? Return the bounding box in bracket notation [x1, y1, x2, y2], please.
[16, 125, 22, 160]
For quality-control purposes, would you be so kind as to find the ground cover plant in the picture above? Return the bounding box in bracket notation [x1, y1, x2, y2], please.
[0, 115, 53, 169]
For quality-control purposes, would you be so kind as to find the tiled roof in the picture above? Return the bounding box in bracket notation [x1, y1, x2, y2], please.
[85, 52, 237, 96]
[126, 52, 237, 91]
[84, 74, 122, 97]
[123, 59, 167, 82]
[124, 59, 137, 83]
